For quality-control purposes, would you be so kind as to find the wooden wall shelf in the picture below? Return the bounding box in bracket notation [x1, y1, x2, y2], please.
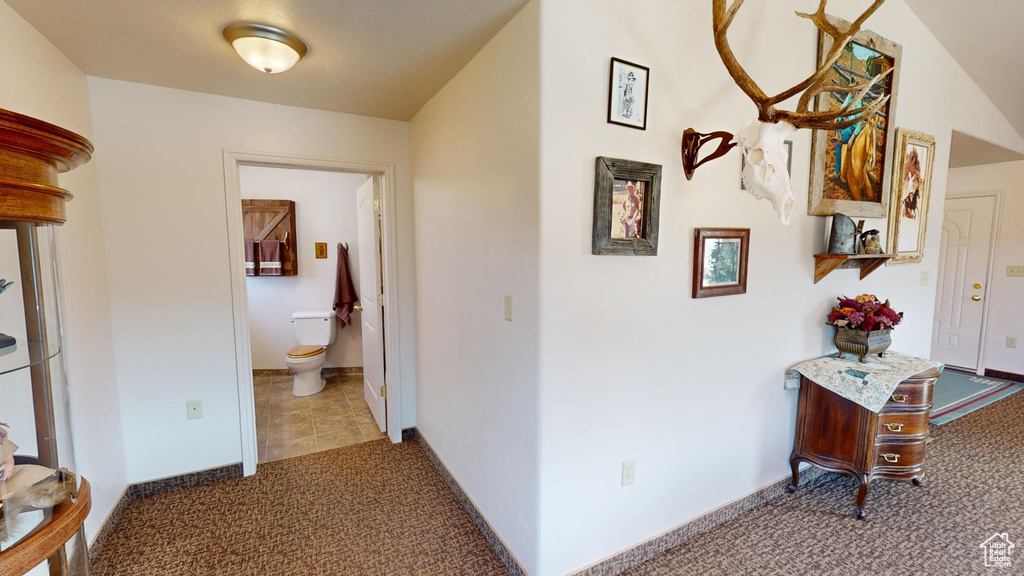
[813, 253, 894, 284]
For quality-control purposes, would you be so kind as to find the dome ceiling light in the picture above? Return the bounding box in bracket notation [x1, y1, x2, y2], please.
[223, 23, 308, 74]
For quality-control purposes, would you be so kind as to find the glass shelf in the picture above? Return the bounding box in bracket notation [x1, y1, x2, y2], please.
[0, 339, 61, 377]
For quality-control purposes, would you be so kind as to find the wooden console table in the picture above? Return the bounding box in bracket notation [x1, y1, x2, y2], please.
[786, 367, 939, 519]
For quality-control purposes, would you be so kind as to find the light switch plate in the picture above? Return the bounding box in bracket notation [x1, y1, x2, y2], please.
[186, 399, 203, 420]
[504, 295, 513, 322]
[919, 271, 930, 286]
[1008, 265, 1024, 277]
[1008, 337, 1019, 349]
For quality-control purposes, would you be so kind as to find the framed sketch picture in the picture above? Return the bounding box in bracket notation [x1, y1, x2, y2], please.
[593, 156, 662, 255]
[608, 58, 649, 130]
[886, 129, 936, 264]
[808, 16, 901, 218]
[693, 228, 749, 298]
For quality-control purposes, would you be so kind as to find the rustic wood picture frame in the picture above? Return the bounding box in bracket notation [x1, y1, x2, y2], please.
[693, 228, 749, 298]
[808, 15, 902, 218]
[607, 58, 650, 130]
[593, 156, 662, 256]
[886, 128, 936, 264]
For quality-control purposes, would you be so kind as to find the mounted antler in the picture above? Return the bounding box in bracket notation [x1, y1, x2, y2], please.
[682, 0, 891, 225]
[713, 0, 891, 130]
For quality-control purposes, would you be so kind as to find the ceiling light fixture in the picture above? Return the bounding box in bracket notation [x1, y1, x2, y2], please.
[223, 23, 308, 74]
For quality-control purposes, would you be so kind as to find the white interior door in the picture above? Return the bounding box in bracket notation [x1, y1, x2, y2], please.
[932, 195, 996, 370]
[356, 177, 386, 432]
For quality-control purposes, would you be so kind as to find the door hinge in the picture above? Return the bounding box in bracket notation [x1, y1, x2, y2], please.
[380, 385, 387, 398]
[373, 199, 381, 213]
[378, 294, 384, 306]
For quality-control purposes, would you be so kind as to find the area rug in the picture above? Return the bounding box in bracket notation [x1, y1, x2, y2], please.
[929, 368, 1024, 425]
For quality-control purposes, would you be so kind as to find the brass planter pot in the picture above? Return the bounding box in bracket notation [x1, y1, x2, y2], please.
[834, 327, 892, 363]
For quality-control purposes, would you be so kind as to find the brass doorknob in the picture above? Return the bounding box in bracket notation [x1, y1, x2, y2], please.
[973, 283, 982, 289]
[354, 305, 364, 312]
[972, 295, 981, 301]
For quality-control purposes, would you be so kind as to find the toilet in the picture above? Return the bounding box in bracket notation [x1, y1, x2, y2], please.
[285, 310, 337, 396]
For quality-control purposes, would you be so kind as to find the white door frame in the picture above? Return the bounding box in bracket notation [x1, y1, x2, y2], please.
[941, 190, 1004, 375]
[222, 149, 405, 476]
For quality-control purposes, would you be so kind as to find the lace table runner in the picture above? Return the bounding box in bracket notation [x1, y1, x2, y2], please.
[784, 351, 943, 413]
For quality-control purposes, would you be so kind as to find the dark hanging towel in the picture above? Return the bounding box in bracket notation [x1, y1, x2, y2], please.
[333, 244, 358, 328]
[245, 240, 258, 276]
[259, 239, 283, 276]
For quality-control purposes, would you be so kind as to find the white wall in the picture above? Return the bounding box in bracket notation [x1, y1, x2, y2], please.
[0, 2, 127, 542]
[241, 166, 369, 370]
[947, 161, 1024, 375]
[409, 1, 540, 572]
[87, 78, 416, 482]
[535, 1, 1024, 574]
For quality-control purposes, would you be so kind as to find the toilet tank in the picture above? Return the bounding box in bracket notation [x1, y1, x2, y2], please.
[292, 310, 337, 345]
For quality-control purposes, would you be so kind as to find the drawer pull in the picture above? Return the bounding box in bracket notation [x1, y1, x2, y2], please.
[891, 394, 908, 403]
[882, 453, 900, 463]
[885, 423, 904, 432]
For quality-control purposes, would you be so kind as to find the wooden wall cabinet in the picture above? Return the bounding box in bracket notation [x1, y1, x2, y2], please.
[787, 368, 939, 519]
[242, 199, 298, 276]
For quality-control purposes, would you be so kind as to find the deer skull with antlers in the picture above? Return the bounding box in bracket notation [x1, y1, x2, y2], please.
[682, 0, 891, 225]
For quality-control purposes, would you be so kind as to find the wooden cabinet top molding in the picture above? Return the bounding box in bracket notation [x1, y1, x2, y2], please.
[0, 107, 94, 225]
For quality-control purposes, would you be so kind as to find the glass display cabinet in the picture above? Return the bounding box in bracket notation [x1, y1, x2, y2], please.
[0, 108, 94, 576]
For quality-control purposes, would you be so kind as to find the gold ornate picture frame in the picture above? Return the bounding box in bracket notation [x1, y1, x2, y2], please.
[886, 128, 936, 264]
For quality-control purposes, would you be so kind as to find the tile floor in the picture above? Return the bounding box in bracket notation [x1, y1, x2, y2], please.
[254, 372, 386, 463]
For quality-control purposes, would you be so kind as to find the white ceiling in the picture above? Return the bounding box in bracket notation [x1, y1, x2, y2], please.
[906, 0, 1024, 138]
[6, 0, 527, 121]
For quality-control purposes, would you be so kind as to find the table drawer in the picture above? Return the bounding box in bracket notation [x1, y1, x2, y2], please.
[875, 441, 925, 470]
[883, 381, 933, 410]
[876, 410, 929, 440]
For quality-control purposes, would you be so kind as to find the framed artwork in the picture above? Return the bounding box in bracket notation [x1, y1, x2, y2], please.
[593, 156, 662, 255]
[886, 129, 936, 264]
[608, 58, 649, 130]
[808, 16, 902, 218]
[742, 140, 792, 190]
[692, 228, 749, 298]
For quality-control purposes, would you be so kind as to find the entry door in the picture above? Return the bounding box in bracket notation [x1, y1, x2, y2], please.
[932, 195, 996, 370]
[356, 177, 386, 432]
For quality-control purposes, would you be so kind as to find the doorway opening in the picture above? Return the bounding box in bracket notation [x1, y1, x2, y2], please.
[223, 151, 404, 476]
[929, 131, 1024, 424]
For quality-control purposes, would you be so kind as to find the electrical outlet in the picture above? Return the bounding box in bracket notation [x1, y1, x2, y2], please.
[1008, 265, 1024, 277]
[504, 295, 513, 322]
[621, 459, 636, 487]
[1008, 337, 1019, 349]
[919, 271, 930, 286]
[186, 399, 203, 420]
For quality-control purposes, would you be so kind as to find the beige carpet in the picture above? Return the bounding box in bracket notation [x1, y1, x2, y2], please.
[90, 440, 507, 575]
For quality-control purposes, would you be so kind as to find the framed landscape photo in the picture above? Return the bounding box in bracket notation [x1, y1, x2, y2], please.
[593, 156, 662, 256]
[693, 228, 749, 298]
[886, 128, 936, 264]
[608, 58, 649, 130]
[808, 16, 902, 218]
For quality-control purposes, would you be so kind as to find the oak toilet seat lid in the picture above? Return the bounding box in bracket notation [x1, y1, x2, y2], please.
[287, 345, 325, 359]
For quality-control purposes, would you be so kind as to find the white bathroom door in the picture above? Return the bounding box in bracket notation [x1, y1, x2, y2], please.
[356, 177, 386, 432]
[932, 195, 996, 370]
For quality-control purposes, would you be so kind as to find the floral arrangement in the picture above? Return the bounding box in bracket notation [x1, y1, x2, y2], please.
[827, 294, 903, 332]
